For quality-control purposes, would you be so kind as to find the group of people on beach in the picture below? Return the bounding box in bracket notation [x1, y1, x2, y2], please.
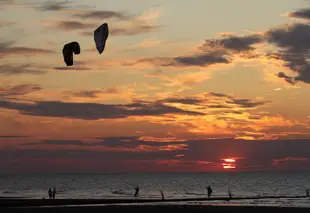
[133, 185, 214, 200]
[45, 185, 215, 200]
[48, 188, 56, 199]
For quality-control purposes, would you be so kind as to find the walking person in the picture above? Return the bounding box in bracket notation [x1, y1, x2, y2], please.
[160, 189, 165, 200]
[52, 188, 56, 199]
[134, 186, 139, 197]
[48, 188, 52, 199]
[206, 185, 213, 198]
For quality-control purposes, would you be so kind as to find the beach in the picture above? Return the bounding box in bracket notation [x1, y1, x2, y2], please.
[2, 204, 310, 213]
[1, 195, 310, 207]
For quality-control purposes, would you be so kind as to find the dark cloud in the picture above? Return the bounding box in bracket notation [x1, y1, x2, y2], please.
[172, 53, 230, 67]
[98, 136, 186, 150]
[266, 23, 310, 84]
[48, 8, 160, 36]
[0, 84, 42, 97]
[124, 19, 310, 84]
[289, 8, 310, 20]
[38, 1, 71, 11]
[207, 92, 233, 99]
[54, 21, 159, 37]
[37, 0, 129, 19]
[0, 135, 27, 138]
[68, 88, 119, 98]
[73, 10, 128, 20]
[2, 138, 310, 172]
[53, 60, 92, 71]
[0, 99, 203, 120]
[36, 0, 93, 11]
[202, 34, 264, 52]
[25, 140, 90, 146]
[127, 52, 230, 67]
[0, 41, 54, 58]
[161, 97, 202, 105]
[24, 137, 187, 151]
[110, 24, 160, 36]
[276, 72, 296, 85]
[159, 93, 270, 109]
[0, 92, 269, 120]
[0, 148, 177, 164]
[227, 98, 270, 108]
[267, 23, 310, 52]
[80, 24, 160, 37]
[125, 34, 263, 68]
[0, 64, 46, 75]
[55, 21, 96, 30]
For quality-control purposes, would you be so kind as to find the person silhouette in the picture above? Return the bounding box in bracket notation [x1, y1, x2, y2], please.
[52, 188, 56, 199]
[228, 190, 232, 200]
[160, 190, 165, 200]
[206, 186, 213, 198]
[48, 188, 52, 199]
[134, 186, 139, 197]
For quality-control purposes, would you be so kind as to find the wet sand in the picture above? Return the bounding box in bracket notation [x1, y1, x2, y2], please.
[0, 195, 309, 207]
[2, 205, 310, 213]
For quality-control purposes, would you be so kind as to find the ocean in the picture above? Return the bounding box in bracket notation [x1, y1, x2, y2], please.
[1, 172, 310, 207]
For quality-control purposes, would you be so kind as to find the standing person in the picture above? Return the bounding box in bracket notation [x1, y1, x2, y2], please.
[160, 190, 165, 200]
[206, 186, 213, 198]
[134, 186, 139, 197]
[52, 188, 56, 199]
[228, 190, 232, 200]
[48, 188, 52, 199]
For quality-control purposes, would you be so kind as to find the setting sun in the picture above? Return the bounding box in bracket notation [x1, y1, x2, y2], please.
[223, 164, 236, 169]
[222, 158, 237, 169]
[224, 159, 236, 163]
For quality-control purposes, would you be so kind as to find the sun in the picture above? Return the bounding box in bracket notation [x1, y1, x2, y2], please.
[224, 159, 235, 163]
[221, 158, 236, 169]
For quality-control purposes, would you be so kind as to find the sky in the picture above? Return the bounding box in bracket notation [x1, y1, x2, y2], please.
[1, 0, 310, 173]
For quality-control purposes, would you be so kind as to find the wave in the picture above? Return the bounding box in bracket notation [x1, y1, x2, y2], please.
[2, 191, 14, 194]
[185, 192, 206, 196]
[111, 190, 133, 196]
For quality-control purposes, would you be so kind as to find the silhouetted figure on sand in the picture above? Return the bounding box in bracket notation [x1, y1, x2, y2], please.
[134, 186, 139, 197]
[228, 190, 232, 200]
[52, 188, 56, 199]
[306, 189, 309, 197]
[48, 188, 52, 199]
[206, 186, 213, 198]
[160, 190, 165, 200]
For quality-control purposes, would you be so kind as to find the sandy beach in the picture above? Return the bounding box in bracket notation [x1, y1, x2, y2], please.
[2, 204, 310, 213]
[1, 196, 310, 213]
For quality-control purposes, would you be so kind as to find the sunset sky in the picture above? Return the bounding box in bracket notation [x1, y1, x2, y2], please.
[1, 0, 310, 173]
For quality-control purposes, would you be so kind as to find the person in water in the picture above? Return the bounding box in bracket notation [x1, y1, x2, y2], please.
[48, 188, 52, 199]
[134, 186, 139, 197]
[206, 186, 213, 198]
[52, 188, 56, 199]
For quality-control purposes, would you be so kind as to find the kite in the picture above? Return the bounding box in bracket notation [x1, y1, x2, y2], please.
[94, 23, 109, 54]
[62, 41, 80, 66]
